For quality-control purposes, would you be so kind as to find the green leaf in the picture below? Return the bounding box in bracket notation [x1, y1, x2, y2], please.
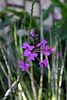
[0, 36, 6, 42]
[0, 20, 15, 29]
[43, 3, 56, 21]
[51, 0, 60, 3]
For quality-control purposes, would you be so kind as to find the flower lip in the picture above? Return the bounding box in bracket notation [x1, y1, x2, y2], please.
[21, 42, 35, 50]
[18, 60, 30, 71]
[37, 38, 47, 47]
[39, 59, 48, 68]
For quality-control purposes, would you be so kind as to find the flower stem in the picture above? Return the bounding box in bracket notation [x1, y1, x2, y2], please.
[28, 1, 35, 42]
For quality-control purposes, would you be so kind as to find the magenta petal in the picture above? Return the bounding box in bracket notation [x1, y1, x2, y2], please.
[44, 51, 51, 56]
[43, 59, 48, 62]
[24, 50, 31, 56]
[43, 59, 48, 67]
[41, 38, 47, 44]
[26, 64, 30, 67]
[41, 38, 45, 42]
[51, 48, 55, 52]
[29, 46, 35, 50]
[31, 56, 35, 60]
[45, 26, 50, 31]
[21, 46, 26, 48]
[30, 29, 33, 35]
[35, 34, 38, 36]
[45, 63, 48, 67]
[23, 42, 29, 45]
[58, 52, 62, 58]
[22, 42, 29, 48]
[41, 51, 45, 54]
[37, 43, 41, 47]
[19, 60, 24, 64]
[49, 13, 53, 16]
[22, 67, 25, 71]
[18, 65, 22, 68]
[39, 62, 43, 68]
[23, 43, 27, 46]
[27, 57, 31, 62]
[32, 33, 35, 37]
[43, 40, 47, 44]
[25, 66, 28, 70]
[33, 53, 38, 57]
[26, 34, 28, 36]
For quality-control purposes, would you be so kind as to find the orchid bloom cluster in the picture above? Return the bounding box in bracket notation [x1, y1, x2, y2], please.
[18, 29, 55, 71]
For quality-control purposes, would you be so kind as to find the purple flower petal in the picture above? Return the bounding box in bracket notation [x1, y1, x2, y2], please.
[24, 50, 31, 56]
[59, 9, 61, 13]
[18, 65, 22, 68]
[19, 60, 24, 64]
[26, 34, 28, 36]
[44, 51, 51, 56]
[57, 52, 62, 58]
[30, 29, 33, 34]
[37, 43, 41, 47]
[35, 34, 38, 36]
[30, 29, 35, 37]
[54, 15, 57, 19]
[22, 67, 25, 71]
[21, 42, 29, 48]
[32, 53, 38, 57]
[28, 46, 35, 50]
[18, 60, 30, 71]
[43, 59, 48, 67]
[45, 26, 50, 31]
[27, 57, 31, 62]
[26, 64, 30, 67]
[39, 62, 43, 68]
[49, 13, 53, 16]
[25, 66, 28, 70]
[51, 48, 55, 52]
[31, 56, 35, 60]
[41, 38, 47, 44]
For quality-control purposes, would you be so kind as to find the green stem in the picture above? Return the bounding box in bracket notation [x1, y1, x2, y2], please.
[28, 1, 35, 42]
[19, 36, 24, 60]
[14, 24, 19, 53]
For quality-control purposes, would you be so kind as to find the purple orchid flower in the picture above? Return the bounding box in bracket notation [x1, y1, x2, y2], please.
[54, 15, 57, 19]
[30, 29, 34, 37]
[49, 13, 53, 16]
[37, 38, 47, 47]
[51, 48, 55, 52]
[59, 9, 61, 13]
[43, 59, 48, 67]
[30, 29, 38, 41]
[39, 59, 48, 68]
[18, 28, 55, 71]
[30, 29, 38, 37]
[18, 60, 30, 71]
[41, 45, 51, 56]
[26, 34, 28, 36]
[41, 45, 55, 56]
[57, 52, 62, 58]
[24, 50, 38, 62]
[45, 26, 50, 31]
[39, 61, 43, 68]
[21, 42, 35, 50]
[30, 29, 38, 42]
